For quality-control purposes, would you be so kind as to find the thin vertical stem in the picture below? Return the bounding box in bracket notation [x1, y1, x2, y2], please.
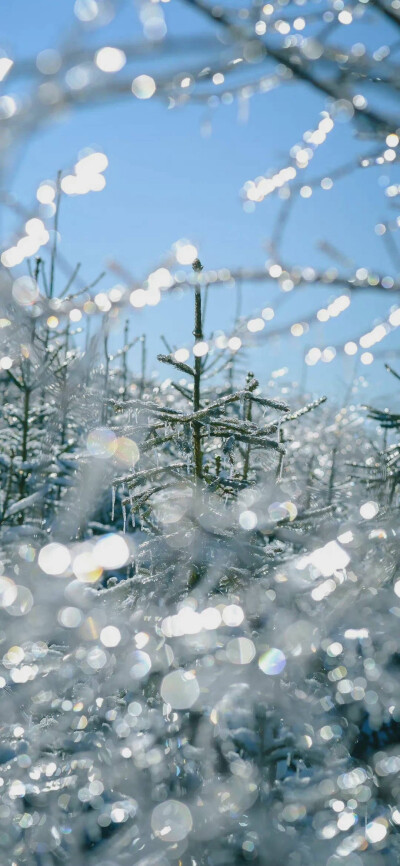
[192, 284, 203, 480]
[227, 357, 234, 393]
[388, 474, 397, 505]
[139, 334, 146, 398]
[304, 454, 315, 510]
[122, 319, 129, 402]
[202, 284, 209, 331]
[276, 426, 284, 481]
[102, 331, 110, 424]
[327, 445, 338, 505]
[1, 450, 14, 523]
[18, 388, 31, 521]
[21, 388, 30, 468]
[242, 372, 253, 481]
[60, 322, 70, 448]
[85, 314, 91, 386]
[49, 170, 62, 299]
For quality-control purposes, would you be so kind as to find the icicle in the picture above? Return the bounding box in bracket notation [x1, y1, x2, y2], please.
[122, 502, 127, 533]
[111, 485, 116, 522]
[129, 491, 135, 528]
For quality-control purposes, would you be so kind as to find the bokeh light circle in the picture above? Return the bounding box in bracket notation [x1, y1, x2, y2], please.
[258, 648, 286, 676]
[161, 669, 200, 709]
[151, 800, 193, 842]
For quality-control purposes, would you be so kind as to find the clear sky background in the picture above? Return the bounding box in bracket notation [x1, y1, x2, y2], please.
[1, 0, 399, 405]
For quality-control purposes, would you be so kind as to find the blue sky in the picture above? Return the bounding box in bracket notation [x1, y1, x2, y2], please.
[1, 0, 400, 404]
